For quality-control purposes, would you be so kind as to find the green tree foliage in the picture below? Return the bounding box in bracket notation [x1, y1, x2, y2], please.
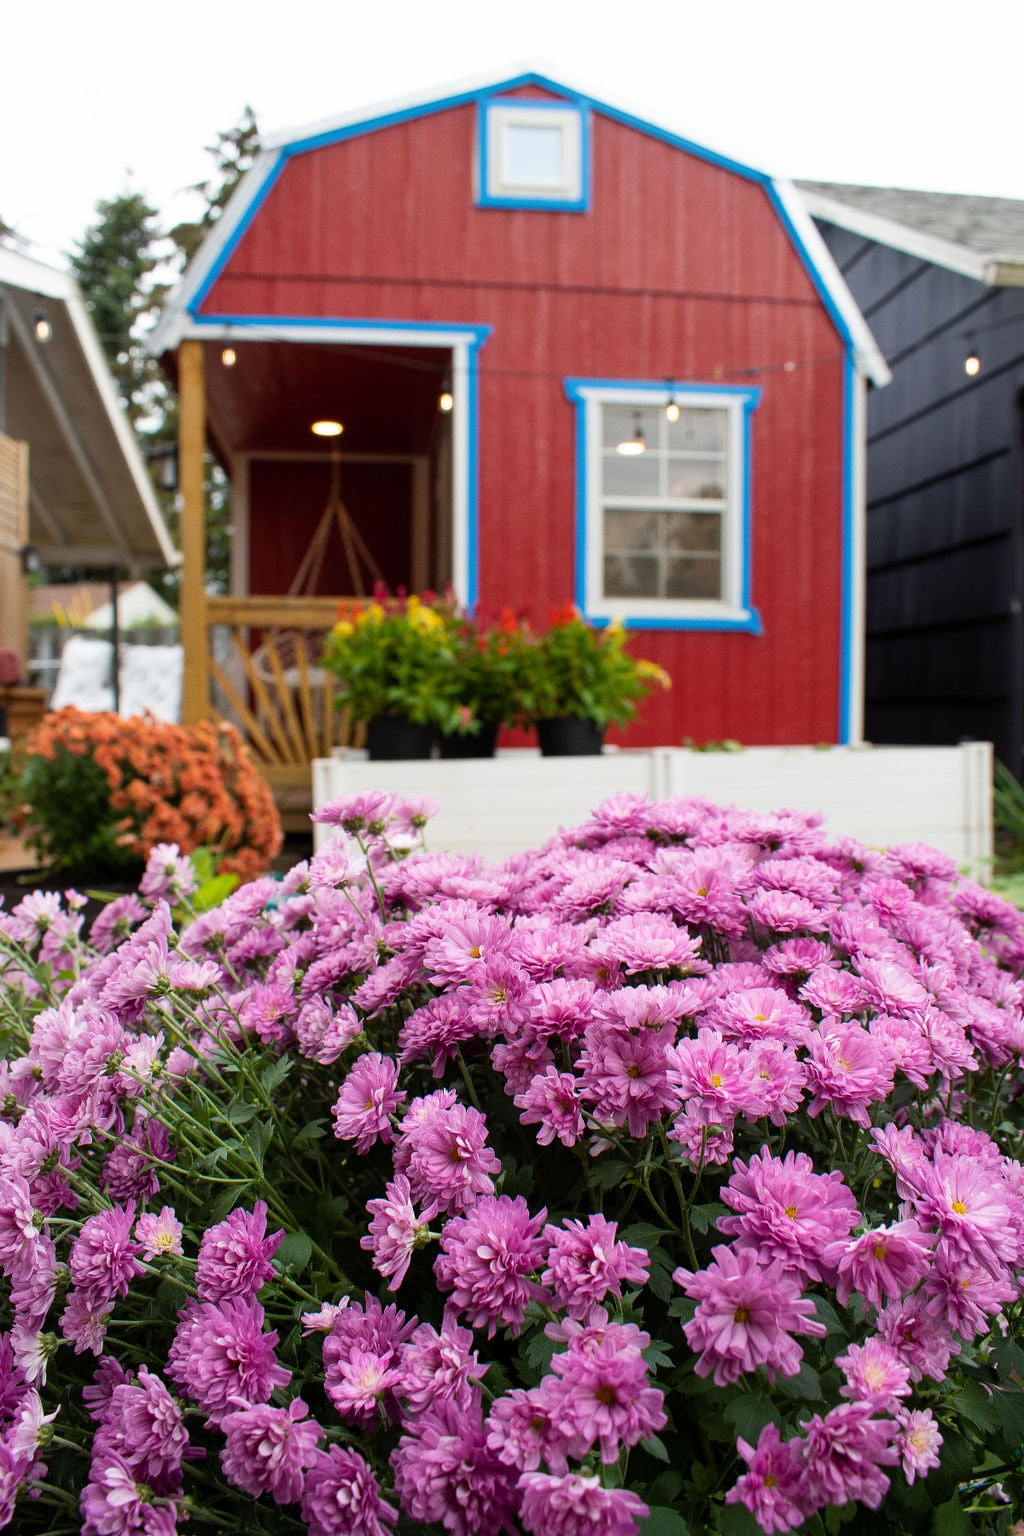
[68, 190, 165, 425]
[169, 104, 261, 267]
[63, 109, 262, 600]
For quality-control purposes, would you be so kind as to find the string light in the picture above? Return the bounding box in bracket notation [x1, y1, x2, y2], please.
[964, 338, 981, 377]
[665, 381, 680, 422]
[221, 346, 237, 367]
[33, 309, 51, 343]
[616, 411, 646, 456]
[311, 420, 343, 437]
[439, 381, 454, 413]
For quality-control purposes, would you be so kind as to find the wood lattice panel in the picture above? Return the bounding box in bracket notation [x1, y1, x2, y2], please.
[0, 433, 28, 655]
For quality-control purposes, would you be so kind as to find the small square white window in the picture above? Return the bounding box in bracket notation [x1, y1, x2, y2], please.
[480, 102, 587, 210]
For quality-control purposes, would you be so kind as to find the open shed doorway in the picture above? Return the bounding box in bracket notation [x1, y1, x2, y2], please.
[215, 339, 454, 602]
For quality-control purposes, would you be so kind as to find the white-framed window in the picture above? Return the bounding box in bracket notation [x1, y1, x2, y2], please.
[564, 380, 762, 630]
[478, 100, 588, 211]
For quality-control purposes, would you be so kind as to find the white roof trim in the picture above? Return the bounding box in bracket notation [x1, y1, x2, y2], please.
[0, 248, 179, 568]
[799, 188, 992, 284]
[150, 65, 886, 386]
[772, 182, 890, 387]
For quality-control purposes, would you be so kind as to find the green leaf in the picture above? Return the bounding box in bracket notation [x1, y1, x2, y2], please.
[775, 1362, 823, 1401]
[640, 1508, 692, 1536]
[811, 1294, 848, 1339]
[931, 1498, 971, 1536]
[992, 1385, 1024, 1447]
[589, 1157, 631, 1190]
[954, 1378, 1000, 1435]
[292, 1119, 328, 1147]
[197, 1144, 230, 1171]
[991, 1334, 1024, 1383]
[640, 1434, 670, 1463]
[621, 1223, 670, 1248]
[716, 1504, 763, 1536]
[689, 1201, 727, 1235]
[274, 1230, 312, 1275]
[226, 1099, 258, 1126]
[246, 1119, 274, 1166]
[722, 1390, 781, 1447]
[645, 1471, 683, 1508]
[261, 1053, 293, 1092]
[646, 1246, 676, 1302]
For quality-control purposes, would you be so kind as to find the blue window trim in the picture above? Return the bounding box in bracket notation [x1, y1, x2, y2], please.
[184, 312, 490, 611]
[563, 377, 763, 633]
[476, 96, 590, 212]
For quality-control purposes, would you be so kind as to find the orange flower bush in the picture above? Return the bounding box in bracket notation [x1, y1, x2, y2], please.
[18, 708, 282, 880]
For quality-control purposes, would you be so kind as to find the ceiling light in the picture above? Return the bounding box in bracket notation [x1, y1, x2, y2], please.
[311, 420, 344, 437]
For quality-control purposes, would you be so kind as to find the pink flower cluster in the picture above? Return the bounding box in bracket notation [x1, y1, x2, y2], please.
[1, 788, 1024, 1533]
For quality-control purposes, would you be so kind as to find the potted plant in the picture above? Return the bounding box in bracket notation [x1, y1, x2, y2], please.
[521, 602, 671, 755]
[321, 589, 464, 759]
[433, 608, 532, 758]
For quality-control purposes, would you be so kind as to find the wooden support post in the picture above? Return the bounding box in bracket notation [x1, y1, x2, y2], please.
[178, 340, 210, 722]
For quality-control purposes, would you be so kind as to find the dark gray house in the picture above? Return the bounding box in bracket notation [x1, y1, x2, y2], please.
[800, 183, 1024, 776]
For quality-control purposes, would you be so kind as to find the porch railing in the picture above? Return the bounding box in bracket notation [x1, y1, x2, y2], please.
[203, 595, 362, 818]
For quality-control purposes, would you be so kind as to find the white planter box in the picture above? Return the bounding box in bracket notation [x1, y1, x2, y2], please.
[312, 741, 993, 876]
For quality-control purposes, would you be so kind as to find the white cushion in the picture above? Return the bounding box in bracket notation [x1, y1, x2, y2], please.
[50, 637, 115, 712]
[118, 644, 184, 723]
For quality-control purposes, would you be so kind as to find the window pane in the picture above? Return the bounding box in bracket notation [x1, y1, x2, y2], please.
[603, 453, 660, 497]
[504, 123, 564, 187]
[605, 508, 659, 551]
[664, 510, 721, 554]
[666, 458, 727, 500]
[666, 555, 722, 599]
[605, 553, 659, 597]
[668, 409, 727, 453]
[601, 405, 658, 451]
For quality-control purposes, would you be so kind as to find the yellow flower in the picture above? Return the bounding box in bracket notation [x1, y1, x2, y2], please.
[637, 659, 672, 690]
[357, 603, 386, 627]
[331, 620, 355, 639]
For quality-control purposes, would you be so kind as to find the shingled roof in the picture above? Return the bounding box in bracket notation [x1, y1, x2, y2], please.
[797, 181, 1024, 286]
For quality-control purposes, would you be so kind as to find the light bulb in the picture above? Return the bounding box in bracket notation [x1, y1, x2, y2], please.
[666, 400, 680, 423]
[221, 346, 237, 367]
[311, 420, 343, 437]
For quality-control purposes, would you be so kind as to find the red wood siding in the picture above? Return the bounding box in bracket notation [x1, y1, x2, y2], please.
[203, 99, 848, 747]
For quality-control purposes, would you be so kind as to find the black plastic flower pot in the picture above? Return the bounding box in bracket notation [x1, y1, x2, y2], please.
[365, 715, 435, 761]
[535, 715, 605, 756]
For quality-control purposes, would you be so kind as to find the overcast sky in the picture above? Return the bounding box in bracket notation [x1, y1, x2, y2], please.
[6, 0, 1024, 269]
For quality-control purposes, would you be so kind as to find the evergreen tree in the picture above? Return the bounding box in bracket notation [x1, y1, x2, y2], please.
[170, 105, 261, 267]
[68, 190, 165, 425]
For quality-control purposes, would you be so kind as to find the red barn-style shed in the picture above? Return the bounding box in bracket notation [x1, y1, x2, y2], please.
[153, 68, 887, 790]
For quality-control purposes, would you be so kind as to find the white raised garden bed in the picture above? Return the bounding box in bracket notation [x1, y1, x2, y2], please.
[312, 741, 993, 876]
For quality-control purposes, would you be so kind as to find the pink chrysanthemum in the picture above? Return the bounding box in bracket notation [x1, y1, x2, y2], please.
[391, 1398, 518, 1536]
[400, 1318, 486, 1414]
[515, 1068, 585, 1148]
[331, 1053, 405, 1155]
[68, 1205, 144, 1306]
[798, 1402, 898, 1512]
[836, 1337, 912, 1410]
[361, 1174, 435, 1290]
[220, 1397, 321, 1504]
[893, 1407, 943, 1484]
[546, 1330, 667, 1463]
[541, 1215, 649, 1320]
[322, 1297, 415, 1428]
[517, 1471, 648, 1536]
[134, 1208, 184, 1262]
[718, 1148, 859, 1283]
[834, 1220, 933, 1308]
[485, 1388, 573, 1473]
[804, 1023, 895, 1127]
[166, 1297, 290, 1424]
[301, 1445, 398, 1536]
[435, 1195, 549, 1336]
[93, 1365, 190, 1489]
[908, 1151, 1022, 1274]
[196, 1200, 283, 1304]
[725, 1422, 809, 1534]
[397, 1095, 501, 1215]
[675, 1244, 826, 1386]
[579, 1021, 677, 1137]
